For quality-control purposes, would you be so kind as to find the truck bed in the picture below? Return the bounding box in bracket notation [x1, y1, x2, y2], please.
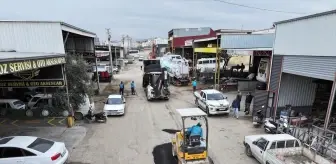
[266, 147, 333, 164]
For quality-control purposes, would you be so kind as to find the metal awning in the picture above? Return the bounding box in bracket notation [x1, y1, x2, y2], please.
[194, 37, 217, 43]
[0, 52, 65, 62]
[220, 34, 274, 49]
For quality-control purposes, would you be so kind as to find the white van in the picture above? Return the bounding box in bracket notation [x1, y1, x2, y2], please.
[196, 58, 224, 71]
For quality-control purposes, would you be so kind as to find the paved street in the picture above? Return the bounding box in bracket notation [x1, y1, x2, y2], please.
[67, 51, 262, 164]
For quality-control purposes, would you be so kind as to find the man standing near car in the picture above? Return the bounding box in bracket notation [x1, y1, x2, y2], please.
[244, 92, 253, 115]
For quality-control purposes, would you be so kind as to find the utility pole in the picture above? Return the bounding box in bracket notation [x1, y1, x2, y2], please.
[106, 28, 114, 80]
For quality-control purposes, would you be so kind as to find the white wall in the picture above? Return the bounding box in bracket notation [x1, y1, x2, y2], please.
[274, 13, 336, 56]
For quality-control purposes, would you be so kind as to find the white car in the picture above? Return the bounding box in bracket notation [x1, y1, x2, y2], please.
[194, 89, 230, 115]
[0, 99, 26, 116]
[139, 56, 144, 61]
[103, 95, 126, 116]
[0, 136, 68, 164]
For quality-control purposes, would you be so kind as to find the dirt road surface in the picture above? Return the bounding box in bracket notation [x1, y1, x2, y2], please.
[68, 51, 261, 164]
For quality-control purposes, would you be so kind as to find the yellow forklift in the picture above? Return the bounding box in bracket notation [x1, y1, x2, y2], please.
[171, 108, 210, 164]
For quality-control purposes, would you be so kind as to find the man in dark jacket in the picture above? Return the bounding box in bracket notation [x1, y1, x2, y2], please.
[244, 92, 254, 115]
[237, 91, 242, 111]
[232, 96, 240, 119]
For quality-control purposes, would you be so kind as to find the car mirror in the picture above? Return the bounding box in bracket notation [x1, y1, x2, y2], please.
[225, 97, 228, 99]
[123, 101, 126, 104]
[252, 141, 257, 145]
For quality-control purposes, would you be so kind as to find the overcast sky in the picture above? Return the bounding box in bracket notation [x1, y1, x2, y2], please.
[1, 0, 335, 41]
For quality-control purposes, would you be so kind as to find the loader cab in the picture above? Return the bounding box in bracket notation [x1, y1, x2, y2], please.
[172, 108, 210, 163]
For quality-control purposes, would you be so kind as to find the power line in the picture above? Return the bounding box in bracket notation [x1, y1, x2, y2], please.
[212, 0, 307, 15]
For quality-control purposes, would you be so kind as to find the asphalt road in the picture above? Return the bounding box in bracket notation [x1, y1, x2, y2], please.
[68, 50, 261, 164]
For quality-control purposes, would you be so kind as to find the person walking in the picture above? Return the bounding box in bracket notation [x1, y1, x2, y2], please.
[119, 81, 124, 95]
[244, 92, 254, 115]
[237, 91, 242, 111]
[232, 96, 240, 119]
[130, 81, 136, 95]
[192, 78, 197, 92]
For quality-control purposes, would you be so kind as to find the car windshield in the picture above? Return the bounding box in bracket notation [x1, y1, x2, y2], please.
[13, 100, 25, 106]
[106, 98, 122, 104]
[30, 97, 40, 102]
[27, 138, 54, 153]
[207, 93, 225, 100]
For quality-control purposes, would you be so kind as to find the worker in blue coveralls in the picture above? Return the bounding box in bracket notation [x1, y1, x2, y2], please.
[192, 78, 197, 92]
[130, 81, 136, 95]
[186, 122, 203, 138]
[119, 81, 124, 95]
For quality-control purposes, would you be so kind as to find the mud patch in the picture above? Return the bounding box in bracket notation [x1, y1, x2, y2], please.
[162, 129, 180, 134]
[152, 142, 177, 164]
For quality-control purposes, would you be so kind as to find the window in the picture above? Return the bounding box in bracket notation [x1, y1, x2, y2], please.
[207, 93, 225, 100]
[13, 100, 25, 107]
[256, 138, 268, 151]
[202, 93, 206, 99]
[210, 60, 216, 64]
[106, 98, 123, 104]
[276, 141, 285, 148]
[198, 61, 203, 64]
[22, 149, 36, 156]
[27, 138, 54, 153]
[286, 140, 295, 148]
[202, 60, 210, 64]
[295, 140, 300, 147]
[30, 97, 40, 102]
[0, 137, 13, 144]
[270, 142, 276, 149]
[2, 147, 24, 158]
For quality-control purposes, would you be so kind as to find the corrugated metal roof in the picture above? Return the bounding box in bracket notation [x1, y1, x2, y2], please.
[173, 27, 211, 38]
[0, 20, 96, 36]
[0, 22, 65, 54]
[274, 9, 336, 25]
[220, 34, 275, 49]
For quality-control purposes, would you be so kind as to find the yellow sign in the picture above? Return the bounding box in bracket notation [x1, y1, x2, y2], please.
[194, 48, 217, 53]
[0, 57, 66, 75]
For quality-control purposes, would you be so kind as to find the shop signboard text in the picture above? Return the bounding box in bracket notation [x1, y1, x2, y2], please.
[0, 57, 66, 75]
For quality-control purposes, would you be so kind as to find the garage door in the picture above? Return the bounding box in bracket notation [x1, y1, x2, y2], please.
[283, 55, 336, 81]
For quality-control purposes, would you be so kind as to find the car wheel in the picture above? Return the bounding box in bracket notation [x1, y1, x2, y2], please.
[41, 109, 49, 117]
[245, 145, 253, 157]
[62, 110, 69, 117]
[0, 109, 7, 116]
[206, 107, 211, 116]
[26, 110, 33, 117]
[74, 112, 84, 120]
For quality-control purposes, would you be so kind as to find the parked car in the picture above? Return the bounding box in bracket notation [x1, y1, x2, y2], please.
[26, 94, 94, 118]
[0, 99, 26, 116]
[139, 56, 144, 61]
[28, 94, 52, 109]
[103, 94, 126, 116]
[194, 89, 230, 116]
[0, 136, 69, 164]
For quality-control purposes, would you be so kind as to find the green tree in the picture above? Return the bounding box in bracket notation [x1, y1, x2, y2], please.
[54, 55, 93, 114]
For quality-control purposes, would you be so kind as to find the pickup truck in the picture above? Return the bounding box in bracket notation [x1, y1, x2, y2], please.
[243, 134, 334, 164]
[194, 89, 230, 116]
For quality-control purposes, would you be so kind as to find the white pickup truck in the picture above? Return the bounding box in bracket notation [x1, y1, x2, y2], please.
[194, 89, 230, 116]
[243, 134, 334, 164]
